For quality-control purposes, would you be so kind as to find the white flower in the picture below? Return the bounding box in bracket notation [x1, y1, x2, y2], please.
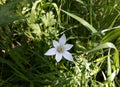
[44, 34, 73, 62]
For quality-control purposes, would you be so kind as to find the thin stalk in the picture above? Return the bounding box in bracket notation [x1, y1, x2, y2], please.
[89, 0, 93, 26]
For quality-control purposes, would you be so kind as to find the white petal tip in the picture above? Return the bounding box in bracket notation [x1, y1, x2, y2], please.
[44, 53, 51, 56]
[56, 60, 61, 62]
[44, 53, 49, 56]
[59, 34, 66, 45]
[55, 53, 62, 62]
[44, 48, 56, 56]
[68, 58, 74, 62]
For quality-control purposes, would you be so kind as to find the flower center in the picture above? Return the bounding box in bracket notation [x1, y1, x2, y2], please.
[57, 46, 64, 53]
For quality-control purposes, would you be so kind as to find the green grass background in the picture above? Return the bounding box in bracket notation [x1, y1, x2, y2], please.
[0, 0, 120, 87]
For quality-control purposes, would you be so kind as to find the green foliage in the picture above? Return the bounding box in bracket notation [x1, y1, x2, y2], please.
[61, 10, 98, 34]
[102, 27, 120, 43]
[0, 1, 23, 25]
[0, 0, 120, 87]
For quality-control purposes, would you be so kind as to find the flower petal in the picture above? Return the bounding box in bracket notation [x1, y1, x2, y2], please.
[63, 51, 73, 61]
[44, 48, 56, 55]
[55, 53, 62, 62]
[64, 44, 73, 50]
[53, 40, 59, 48]
[59, 34, 66, 45]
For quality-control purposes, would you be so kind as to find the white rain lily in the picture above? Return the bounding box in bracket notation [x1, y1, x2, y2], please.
[44, 34, 73, 62]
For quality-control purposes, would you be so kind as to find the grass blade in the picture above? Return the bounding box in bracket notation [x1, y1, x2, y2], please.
[61, 10, 97, 34]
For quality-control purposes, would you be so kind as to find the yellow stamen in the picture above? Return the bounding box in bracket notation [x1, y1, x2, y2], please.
[57, 46, 64, 52]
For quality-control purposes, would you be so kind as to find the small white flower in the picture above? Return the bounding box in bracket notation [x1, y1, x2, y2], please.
[45, 34, 73, 62]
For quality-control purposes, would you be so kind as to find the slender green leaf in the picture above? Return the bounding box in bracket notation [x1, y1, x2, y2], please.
[61, 10, 97, 34]
[94, 55, 108, 62]
[87, 42, 116, 53]
[108, 71, 116, 81]
[102, 28, 120, 43]
[87, 42, 119, 74]
[107, 49, 111, 77]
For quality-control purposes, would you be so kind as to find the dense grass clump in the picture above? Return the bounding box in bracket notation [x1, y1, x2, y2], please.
[0, 0, 120, 87]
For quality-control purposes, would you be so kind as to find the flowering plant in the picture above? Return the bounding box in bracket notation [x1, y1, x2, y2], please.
[45, 34, 73, 62]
